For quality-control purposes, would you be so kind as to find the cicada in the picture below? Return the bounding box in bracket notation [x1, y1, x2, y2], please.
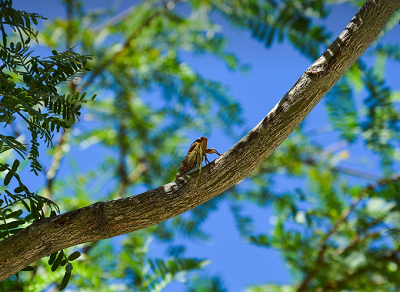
[176, 136, 221, 185]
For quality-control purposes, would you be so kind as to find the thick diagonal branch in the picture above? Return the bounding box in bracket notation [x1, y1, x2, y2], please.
[0, 0, 398, 281]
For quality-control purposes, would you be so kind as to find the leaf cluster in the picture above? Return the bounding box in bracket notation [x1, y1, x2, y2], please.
[0, 1, 93, 289]
[0, 159, 59, 239]
[210, 0, 331, 59]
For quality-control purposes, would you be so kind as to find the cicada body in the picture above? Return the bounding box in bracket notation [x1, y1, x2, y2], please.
[176, 137, 220, 184]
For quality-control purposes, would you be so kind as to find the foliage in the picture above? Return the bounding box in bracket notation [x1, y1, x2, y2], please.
[0, 0, 94, 173]
[216, 0, 331, 59]
[2, 0, 400, 291]
[0, 0, 93, 289]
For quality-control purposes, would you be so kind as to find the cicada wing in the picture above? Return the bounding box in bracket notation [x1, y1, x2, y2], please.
[176, 145, 200, 178]
[194, 145, 204, 186]
[188, 139, 201, 153]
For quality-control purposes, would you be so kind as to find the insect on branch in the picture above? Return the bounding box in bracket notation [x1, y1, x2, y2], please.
[176, 136, 220, 185]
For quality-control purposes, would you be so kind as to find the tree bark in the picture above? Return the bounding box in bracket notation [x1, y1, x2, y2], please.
[1, 0, 399, 281]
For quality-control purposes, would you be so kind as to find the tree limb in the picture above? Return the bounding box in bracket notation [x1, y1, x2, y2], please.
[0, 0, 399, 281]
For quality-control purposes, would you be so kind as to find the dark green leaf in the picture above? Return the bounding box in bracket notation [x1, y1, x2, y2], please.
[59, 272, 71, 291]
[51, 251, 64, 272]
[67, 251, 81, 262]
[14, 186, 24, 193]
[9, 228, 23, 234]
[48, 252, 58, 266]
[4, 171, 13, 186]
[5, 210, 23, 219]
[31, 16, 38, 25]
[21, 199, 30, 212]
[0, 220, 25, 230]
[65, 263, 73, 273]
[20, 266, 35, 272]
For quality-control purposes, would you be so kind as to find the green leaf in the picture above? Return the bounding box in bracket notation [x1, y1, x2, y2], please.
[59, 272, 71, 291]
[67, 251, 81, 262]
[346, 63, 364, 92]
[4, 171, 13, 186]
[20, 266, 35, 272]
[0, 220, 25, 230]
[5, 210, 23, 219]
[31, 16, 38, 25]
[48, 252, 58, 265]
[246, 284, 293, 292]
[325, 80, 358, 142]
[9, 228, 23, 234]
[65, 263, 73, 273]
[20, 199, 30, 212]
[247, 235, 270, 247]
[51, 251, 64, 271]
[14, 186, 24, 193]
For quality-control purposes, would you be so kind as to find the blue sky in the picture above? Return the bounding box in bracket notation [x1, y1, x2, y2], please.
[13, 1, 400, 291]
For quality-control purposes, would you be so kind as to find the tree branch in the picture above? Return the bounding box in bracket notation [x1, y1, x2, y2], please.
[0, 0, 398, 281]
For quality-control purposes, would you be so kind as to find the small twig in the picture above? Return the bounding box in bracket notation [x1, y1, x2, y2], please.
[336, 229, 381, 255]
[92, 6, 136, 33]
[116, 122, 129, 198]
[252, 155, 380, 182]
[127, 159, 147, 184]
[42, 130, 70, 204]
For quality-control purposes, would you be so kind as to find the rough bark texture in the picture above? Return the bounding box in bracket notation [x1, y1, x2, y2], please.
[1, 0, 399, 281]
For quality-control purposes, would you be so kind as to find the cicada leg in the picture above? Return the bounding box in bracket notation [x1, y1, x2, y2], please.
[206, 148, 221, 156]
[205, 148, 221, 164]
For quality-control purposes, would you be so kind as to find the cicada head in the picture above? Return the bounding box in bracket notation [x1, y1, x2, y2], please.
[188, 136, 208, 154]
